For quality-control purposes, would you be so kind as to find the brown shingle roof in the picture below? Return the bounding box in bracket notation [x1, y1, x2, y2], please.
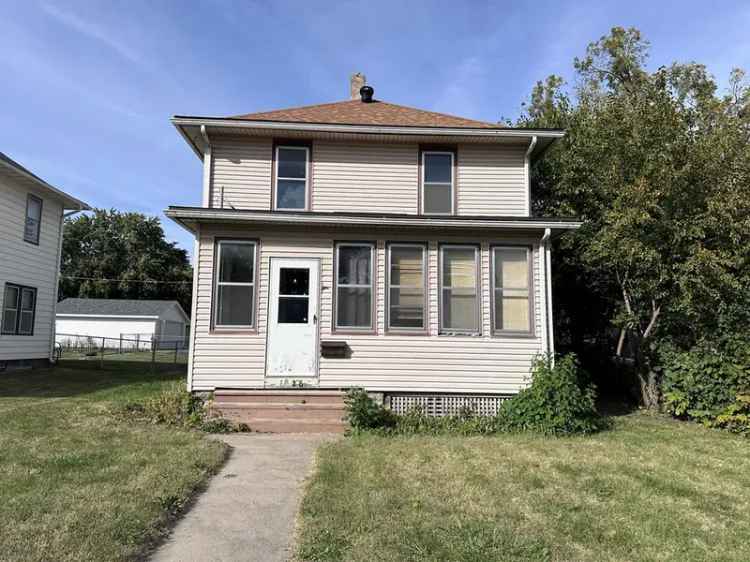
[229, 99, 502, 129]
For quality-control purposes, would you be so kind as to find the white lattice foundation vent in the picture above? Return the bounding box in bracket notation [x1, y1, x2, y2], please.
[386, 394, 510, 417]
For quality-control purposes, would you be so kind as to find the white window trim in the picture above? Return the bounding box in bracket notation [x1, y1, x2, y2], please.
[422, 151, 454, 216]
[213, 240, 257, 329]
[439, 244, 480, 335]
[334, 242, 375, 332]
[491, 245, 534, 337]
[386, 243, 427, 332]
[274, 145, 309, 211]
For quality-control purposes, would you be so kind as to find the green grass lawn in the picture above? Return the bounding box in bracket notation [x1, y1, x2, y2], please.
[0, 361, 226, 562]
[298, 413, 750, 562]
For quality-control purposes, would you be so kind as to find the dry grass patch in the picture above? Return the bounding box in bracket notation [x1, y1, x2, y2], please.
[298, 413, 750, 562]
[0, 363, 226, 562]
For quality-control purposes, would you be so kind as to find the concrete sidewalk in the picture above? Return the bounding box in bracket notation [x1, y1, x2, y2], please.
[150, 433, 335, 562]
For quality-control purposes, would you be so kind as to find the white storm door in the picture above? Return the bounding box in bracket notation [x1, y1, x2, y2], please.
[266, 258, 320, 378]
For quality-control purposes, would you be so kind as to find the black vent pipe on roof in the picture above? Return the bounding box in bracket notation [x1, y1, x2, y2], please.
[360, 85, 374, 103]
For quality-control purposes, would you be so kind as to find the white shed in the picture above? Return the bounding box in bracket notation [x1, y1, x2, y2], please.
[56, 299, 189, 350]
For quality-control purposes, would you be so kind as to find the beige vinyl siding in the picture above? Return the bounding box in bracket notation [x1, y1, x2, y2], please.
[189, 226, 547, 394]
[457, 144, 527, 216]
[0, 177, 64, 361]
[209, 137, 272, 209]
[312, 141, 418, 213]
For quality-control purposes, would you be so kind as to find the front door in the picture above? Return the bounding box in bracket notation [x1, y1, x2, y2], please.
[266, 258, 320, 382]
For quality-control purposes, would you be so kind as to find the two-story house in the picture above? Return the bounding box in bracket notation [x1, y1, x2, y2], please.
[0, 152, 89, 368]
[166, 76, 579, 429]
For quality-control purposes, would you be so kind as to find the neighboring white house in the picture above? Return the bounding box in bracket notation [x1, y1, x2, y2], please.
[0, 152, 89, 368]
[166, 75, 581, 423]
[56, 298, 190, 350]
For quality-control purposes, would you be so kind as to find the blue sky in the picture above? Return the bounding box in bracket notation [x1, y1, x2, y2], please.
[2, 1, 748, 257]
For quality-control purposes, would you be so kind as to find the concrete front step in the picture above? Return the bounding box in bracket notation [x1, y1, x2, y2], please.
[212, 389, 348, 433]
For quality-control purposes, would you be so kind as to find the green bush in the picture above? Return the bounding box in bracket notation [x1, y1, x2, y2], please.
[496, 354, 603, 435]
[343, 354, 603, 436]
[661, 337, 750, 432]
[344, 388, 396, 431]
[123, 382, 247, 433]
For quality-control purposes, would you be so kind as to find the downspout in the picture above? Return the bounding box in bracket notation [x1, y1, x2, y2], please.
[541, 228, 555, 364]
[50, 208, 84, 363]
[524, 135, 538, 216]
[200, 125, 213, 208]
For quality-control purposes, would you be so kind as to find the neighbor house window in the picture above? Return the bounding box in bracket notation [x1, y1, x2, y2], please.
[275, 146, 308, 210]
[492, 247, 532, 334]
[422, 151, 454, 214]
[214, 240, 256, 328]
[440, 245, 479, 334]
[24, 194, 42, 244]
[335, 243, 374, 330]
[387, 244, 426, 331]
[1, 283, 36, 336]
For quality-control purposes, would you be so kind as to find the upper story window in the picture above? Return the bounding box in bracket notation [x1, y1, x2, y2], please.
[439, 245, 479, 334]
[387, 243, 426, 331]
[492, 247, 532, 335]
[24, 194, 42, 244]
[275, 146, 309, 210]
[214, 240, 257, 328]
[422, 151, 454, 215]
[335, 242, 374, 331]
[2, 283, 37, 336]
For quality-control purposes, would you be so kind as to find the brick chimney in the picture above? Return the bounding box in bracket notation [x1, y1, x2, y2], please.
[350, 72, 366, 100]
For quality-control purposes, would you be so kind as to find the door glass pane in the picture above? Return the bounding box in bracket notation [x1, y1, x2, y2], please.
[336, 288, 371, 327]
[442, 288, 478, 331]
[279, 268, 309, 295]
[276, 179, 306, 209]
[390, 247, 423, 286]
[217, 285, 254, 325]
[278, 297, 309, 323]
[389, 287, 424, 329]
[424, 184, 452, 214]
[338, 246, 371, 285]
[494, 249, 528, 288]
[219, 243, 254, 283]
[424, 153, 452, 183]
[277, 148, 307, 178]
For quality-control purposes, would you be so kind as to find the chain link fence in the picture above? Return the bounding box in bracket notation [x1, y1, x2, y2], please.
[55, 333, 189, 371]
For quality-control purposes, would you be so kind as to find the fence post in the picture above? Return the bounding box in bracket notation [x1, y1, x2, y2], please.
[100, 337, 105, 369]
[151, 335, 157, 374]
[174, 341, 179, 364]
[119, 335, 122, 355]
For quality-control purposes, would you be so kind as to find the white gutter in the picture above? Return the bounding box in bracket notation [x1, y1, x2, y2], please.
[200, 125, 212, 207]
[185, 227, 200, 392]
[541, 228, 555, 364]
[164, 208, 582, 232]
[171, 116, 565, 140]
[524, 136, 537, 216]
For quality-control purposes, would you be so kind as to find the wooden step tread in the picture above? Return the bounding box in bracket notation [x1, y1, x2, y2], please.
[215, 390, 345, 397]
[214, 402, 345, 410]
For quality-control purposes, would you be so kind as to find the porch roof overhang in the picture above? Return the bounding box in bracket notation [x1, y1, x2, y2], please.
[164, 206, 582, 236]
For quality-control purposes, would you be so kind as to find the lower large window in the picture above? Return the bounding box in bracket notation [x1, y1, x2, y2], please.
[387, 244, 426, 331]
[1, 283, 36, 336]
[214, 240, 256, 328]
[440, 245, 479, 334]
[492, 247, 532, 334]
[335, 243, 374, 330]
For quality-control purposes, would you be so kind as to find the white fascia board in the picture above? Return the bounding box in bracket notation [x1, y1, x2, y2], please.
[164, 208, 582, 231]
[0, 157, 91, 210]
[56, 314, 161, 319]
[170, 116, 565, 140]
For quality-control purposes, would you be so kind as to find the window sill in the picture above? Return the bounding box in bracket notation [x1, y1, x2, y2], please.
[438, 331, 483, 337]
[491, 331, 536, 339]
[385, 329, 430, 336]
[331, 328, 377, 336]
[209, 328, 258, 335]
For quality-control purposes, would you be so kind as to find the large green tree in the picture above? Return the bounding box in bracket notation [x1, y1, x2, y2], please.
[520, 27, 750, 406]
[60, 209, 193, 313]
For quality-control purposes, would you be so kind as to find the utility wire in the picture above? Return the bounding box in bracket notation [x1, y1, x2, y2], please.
[60, 276, 192, 285]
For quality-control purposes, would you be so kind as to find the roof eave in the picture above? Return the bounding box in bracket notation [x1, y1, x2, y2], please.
[164, 206, 581, 235]
[0, 155, 91, 211]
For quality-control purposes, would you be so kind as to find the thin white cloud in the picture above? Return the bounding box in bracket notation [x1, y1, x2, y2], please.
[41, 3, 143, 66]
